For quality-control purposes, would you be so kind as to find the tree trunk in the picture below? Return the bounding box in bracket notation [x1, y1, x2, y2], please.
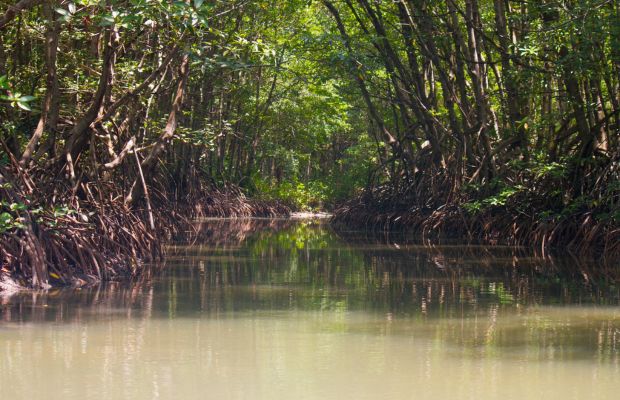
[0, 0, 43, 30]
[125, 53, 190, 206]
[61, 25, 115, 167]
[19, 2, 60, 167]
[493, 0, 528, 158]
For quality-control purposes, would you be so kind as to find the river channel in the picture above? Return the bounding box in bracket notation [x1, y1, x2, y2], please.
[1, 219, 619, 399]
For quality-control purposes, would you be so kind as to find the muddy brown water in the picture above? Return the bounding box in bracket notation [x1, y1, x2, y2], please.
[1, 219, 619, 399]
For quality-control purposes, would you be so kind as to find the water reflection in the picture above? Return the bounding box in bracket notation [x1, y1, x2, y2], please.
[2, 220, 618, 359]
[1, 220, 620, 399]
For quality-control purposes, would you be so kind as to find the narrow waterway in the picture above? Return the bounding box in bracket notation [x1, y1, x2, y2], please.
[1, 219, 619, 400]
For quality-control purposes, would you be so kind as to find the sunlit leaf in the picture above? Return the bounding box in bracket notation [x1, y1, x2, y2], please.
[17, 102, 32, 111]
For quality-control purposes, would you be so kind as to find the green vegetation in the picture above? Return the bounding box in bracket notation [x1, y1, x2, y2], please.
[0, 0, 619, 288]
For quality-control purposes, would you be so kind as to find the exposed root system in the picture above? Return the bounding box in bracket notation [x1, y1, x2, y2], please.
[332, 188, 620, 263]
[0, 167, 290, 291]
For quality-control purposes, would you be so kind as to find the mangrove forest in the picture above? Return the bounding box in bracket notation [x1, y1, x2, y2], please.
[0, 0, 619, 286]
[1, 2, 620, 400]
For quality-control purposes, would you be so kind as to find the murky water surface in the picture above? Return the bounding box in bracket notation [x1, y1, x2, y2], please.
[1, 219, 619, 399]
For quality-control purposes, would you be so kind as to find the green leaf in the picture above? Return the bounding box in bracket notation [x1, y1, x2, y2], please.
[0, 75, 8, 90]
[100, 15, 115, 26]
[0, 212, 11, 224]
[9, 203, 26, 211]
[0, 212, 12, 233]
[55, 8, 69, 16]
[194, 0, 205, 8]
[17, 101, 32, 111]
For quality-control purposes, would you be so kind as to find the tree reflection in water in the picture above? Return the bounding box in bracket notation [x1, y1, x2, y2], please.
[2, 219, 619, 363]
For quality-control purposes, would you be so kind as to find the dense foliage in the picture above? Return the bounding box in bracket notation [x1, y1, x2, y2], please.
[322, 0, 618, 256]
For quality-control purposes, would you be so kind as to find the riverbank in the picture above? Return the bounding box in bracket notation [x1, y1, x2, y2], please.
[0, 167, 290, 292]
[332, 190, 620, 262]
